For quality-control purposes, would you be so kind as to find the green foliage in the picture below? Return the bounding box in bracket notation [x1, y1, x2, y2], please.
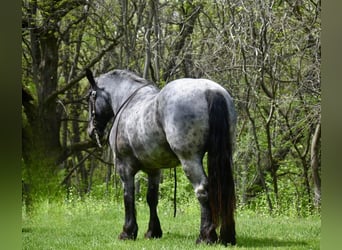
[22, 154, 65, 206]
[159, 168, 194, 205]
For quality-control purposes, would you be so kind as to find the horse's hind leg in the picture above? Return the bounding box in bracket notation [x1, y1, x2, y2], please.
[145, 171, 163, 239]
[180, 159, 218, 244]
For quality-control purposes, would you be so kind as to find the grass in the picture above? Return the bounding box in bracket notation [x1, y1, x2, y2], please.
[22, 198, 320, 249]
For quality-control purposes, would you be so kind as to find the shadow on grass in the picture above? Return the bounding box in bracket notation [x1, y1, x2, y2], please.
[162, 232, 308, 248]
[22, 227, 32, 233]
[236, 235, 308, 248]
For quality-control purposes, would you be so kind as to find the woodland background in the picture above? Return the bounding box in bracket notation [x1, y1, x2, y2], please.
[22, 0, 321, 216]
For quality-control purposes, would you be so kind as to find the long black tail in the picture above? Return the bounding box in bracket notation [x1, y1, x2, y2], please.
[206, 91, 236, 246]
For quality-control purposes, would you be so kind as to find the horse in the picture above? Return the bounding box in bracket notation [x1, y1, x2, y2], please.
[85, 68, 237, 246]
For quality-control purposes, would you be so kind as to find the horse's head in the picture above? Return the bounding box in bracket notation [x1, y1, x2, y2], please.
[85, 69, 113, 147]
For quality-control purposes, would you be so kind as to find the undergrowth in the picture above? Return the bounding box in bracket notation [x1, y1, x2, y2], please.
[22, 195, 320, 250]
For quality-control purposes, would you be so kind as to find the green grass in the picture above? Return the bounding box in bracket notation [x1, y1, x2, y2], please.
[22, 198, 320, 249]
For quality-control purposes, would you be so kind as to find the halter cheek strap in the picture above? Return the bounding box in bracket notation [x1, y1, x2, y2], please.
[89, 90, 103, 148]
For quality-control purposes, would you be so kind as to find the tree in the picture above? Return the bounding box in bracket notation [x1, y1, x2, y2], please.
[22, 0, 321, 214]
[22, 0, 86, 204]
[22, 0, 120, 203]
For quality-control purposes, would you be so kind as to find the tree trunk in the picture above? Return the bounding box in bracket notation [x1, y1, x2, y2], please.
[143, 1, 153, 79]
[24, 27, 61, 163]
[311, 122, 321, 208]
[22, 1, 62, 206]
[23, 0, 62, 163]
[244, 87, 273, 213]
[151, 0, 161, 84]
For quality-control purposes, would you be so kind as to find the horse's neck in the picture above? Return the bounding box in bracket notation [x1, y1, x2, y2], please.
[106, 81, 145, 114]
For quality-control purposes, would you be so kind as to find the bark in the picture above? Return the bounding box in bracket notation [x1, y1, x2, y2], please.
[264, 101, 278, 201]
[25, 20, 61, 163]
[151, 0, 161, 83]
[143, 1, 153, 79]
[311, 122, 321, 208]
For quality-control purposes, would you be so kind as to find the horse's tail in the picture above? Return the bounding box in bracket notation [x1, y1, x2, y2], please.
[206, 91, 236, 246]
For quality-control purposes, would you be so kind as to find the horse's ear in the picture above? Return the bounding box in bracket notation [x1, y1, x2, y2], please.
[85, 68, 98, 90]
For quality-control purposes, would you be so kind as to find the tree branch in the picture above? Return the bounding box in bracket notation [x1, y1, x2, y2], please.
[60, 149, 94, 185]
[45, 41, 119, 104]
[162, 5, 202, 81]
[58, 140, 97, 164]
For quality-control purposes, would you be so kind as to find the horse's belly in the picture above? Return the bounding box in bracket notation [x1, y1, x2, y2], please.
[127, 102, 180, 169]
[137, 142, 180, 169]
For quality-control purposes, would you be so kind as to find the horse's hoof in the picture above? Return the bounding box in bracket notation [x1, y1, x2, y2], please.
[219, 228, 236, 246]
[219, 236, 236, 246]
[196, 235, 218, 245]
[196, 237, 216, 245]
[118, 231, 136, 240]
[144, 230, 163, 239]
[196, 226, 218, 245]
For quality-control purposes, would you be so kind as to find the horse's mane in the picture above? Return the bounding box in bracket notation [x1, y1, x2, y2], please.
[109, 69, 149, 85]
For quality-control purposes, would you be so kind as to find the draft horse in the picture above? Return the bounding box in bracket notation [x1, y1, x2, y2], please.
[85, 68, 237, 246]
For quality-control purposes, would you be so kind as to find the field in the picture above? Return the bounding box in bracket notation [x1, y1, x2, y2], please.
[22, 197, 320, 250]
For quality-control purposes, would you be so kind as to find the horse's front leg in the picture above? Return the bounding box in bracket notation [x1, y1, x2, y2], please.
[145, 171, 163, 239]
[118, 167, 138, 240]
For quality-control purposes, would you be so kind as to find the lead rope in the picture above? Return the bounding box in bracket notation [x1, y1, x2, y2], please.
[174, 167, 177, 217]
[113, 84, 150, 156]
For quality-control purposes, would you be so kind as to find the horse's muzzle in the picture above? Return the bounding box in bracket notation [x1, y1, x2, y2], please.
[87, 122, 96, 138]
[88, 122, 103, 148]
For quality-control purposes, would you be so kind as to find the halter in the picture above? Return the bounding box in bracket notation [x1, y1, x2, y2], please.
[89, 90, 103, 148]
[89, 83, 150, 149]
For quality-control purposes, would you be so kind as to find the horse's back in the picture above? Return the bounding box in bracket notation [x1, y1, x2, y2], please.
[159, 78, 233, 106]
[157, 78, 235, 159]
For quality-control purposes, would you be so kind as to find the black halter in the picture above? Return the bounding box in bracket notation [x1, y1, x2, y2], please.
[89, 90, 103, 148]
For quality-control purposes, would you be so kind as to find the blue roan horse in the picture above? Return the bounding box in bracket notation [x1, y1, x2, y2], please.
[85, 68, 237, 246]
